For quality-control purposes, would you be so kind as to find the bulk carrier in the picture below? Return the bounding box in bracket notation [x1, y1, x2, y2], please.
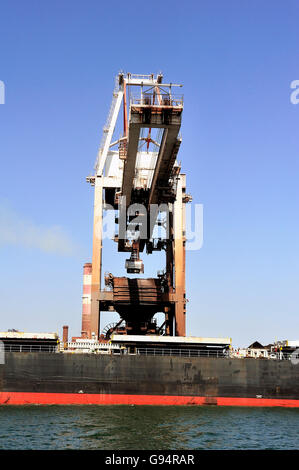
[1, 73, 299, 407]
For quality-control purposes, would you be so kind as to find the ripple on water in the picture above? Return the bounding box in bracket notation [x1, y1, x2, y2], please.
[0, 405, 299, 449]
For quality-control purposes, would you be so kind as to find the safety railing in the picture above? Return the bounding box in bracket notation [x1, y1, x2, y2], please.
[228, 352, 297, 361]
[4, 344, 58, 353]
[135, 348, 298, 360]
[136, 348, 228, 358]
[130, 94, 183, 107]
[275, 352, 298, 361]
[127, 74, 156, 80]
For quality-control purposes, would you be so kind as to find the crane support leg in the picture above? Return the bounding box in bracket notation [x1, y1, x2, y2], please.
[174, 174, 186, 336]
[90, 176, 103, 338]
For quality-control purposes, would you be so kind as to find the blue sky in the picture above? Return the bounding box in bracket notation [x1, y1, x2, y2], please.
[0, 0, 298, 347]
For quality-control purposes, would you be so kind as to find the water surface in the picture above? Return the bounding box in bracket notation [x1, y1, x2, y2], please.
[0, 405, 298, 450]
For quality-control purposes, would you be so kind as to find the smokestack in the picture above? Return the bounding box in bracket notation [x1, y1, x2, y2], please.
[81, 263, 92, 339]
[62, 325, 69, 344]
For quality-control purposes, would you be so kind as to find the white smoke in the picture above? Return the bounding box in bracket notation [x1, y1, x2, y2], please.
[0, 202, 78, 256]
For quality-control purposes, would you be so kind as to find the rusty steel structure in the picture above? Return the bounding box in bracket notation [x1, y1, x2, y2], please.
[82, 73, 191, 340]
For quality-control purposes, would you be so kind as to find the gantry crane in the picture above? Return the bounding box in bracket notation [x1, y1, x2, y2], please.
[81, 73, 191, 340]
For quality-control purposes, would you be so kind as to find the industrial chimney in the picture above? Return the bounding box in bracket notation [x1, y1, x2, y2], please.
[81, 263, 92, 339]
[62, 325, 69, 347]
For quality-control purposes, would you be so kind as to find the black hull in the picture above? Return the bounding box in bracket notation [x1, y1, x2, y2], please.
[1, 352, 299, 405]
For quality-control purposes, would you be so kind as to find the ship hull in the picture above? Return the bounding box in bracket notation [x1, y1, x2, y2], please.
[1, 352, 299, 406]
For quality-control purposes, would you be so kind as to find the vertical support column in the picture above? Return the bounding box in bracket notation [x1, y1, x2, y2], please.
[173, 174, 186, 336]
[90, 176, 103, 339]
[165, 308, 174, 336]
[165, 208, 174, 336]
[123, 79, 128, 137]
[81, 263, 92, 338]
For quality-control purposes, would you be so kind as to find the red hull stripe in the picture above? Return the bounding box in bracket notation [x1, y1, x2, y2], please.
[1, 392, 299, 407]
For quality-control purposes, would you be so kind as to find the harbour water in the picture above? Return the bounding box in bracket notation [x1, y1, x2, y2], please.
[0, 405, 298, 450]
